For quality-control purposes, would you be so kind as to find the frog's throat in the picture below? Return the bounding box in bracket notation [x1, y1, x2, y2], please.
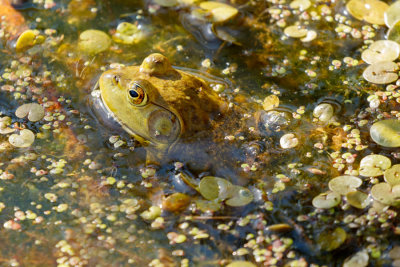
[99, 92, 180, 154]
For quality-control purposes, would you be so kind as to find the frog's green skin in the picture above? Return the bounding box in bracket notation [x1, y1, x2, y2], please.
[97, 53, 251, 167]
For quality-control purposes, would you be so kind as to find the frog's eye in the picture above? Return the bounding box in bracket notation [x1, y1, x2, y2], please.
[127, 83, 148, 106]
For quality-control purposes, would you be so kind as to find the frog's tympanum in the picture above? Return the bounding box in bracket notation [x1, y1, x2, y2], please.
[92, 53, 264, 174]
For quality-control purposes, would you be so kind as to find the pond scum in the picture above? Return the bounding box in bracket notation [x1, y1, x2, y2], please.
[2, 0, 400, 266]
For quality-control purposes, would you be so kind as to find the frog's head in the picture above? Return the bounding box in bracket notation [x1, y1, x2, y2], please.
[95, 53, 227, 157]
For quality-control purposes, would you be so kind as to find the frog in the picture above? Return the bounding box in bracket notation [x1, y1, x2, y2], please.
[91, 53, 271, 177]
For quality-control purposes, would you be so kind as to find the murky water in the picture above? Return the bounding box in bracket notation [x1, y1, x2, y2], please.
[1, 0, 400, 266]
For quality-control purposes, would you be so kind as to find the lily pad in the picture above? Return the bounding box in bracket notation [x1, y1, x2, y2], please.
[226, 261, 257, 267]
[280, 133, 299, 149]
[154, 0, 178, 7]
[384, 164, 400, 186]
[317, 227, 347, 251]
[312, 191, 341, 209]
[225, 185, 253, 207]
[15, 103, 44, 122]
[370, 119, 400, 147]
[359, 154, 391, 177]
[195, 199, 221, 212]
[361, 40, 400, 64]
[8, 129, 35, 148]
[313, 103, 334, 122]
[388, 20, 400, 44]
[289, 0, 311, 10]
[199, 1, 238, 23]
[284, 25, 308, 38]
[343, 250, 369, 267]
[384, 0, 400, 28]
[346, 0, 389, 25]
[363, 61, 399, 84]
[78, 29, 111, 55]
[263, 95, 279, 111]
[346, 0, 368, 20]
[328, 176, 362, 195]
[371, 182, 400, 205]
[346, 191, 371, 209]
[198, 176, 233, 201]
[363, 0, 389, 25]
[112, 22, 145, 45]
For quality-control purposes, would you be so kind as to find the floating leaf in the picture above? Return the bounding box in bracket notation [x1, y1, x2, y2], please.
[198, 176, 233, 201]
[312, 191, 341, 209]
[363, 61, 399, 84]
[112, 22, 145, 45]
[154, 0, 178, 7]
[280, 133, 299, 149]
[371, 182, 400, 205]
[8, 129, 35, 148]
[226, 261, 257, 267]
[384, 164, 400, 186]
[370, 119, 400, 147]
[225, 185, 253, 207]
[199, 1, 238, 23]
[263, 95, 279, 111]
[363, 0, 388, 25]
[78, 29, 111, 55]
[346, 0, 388, 25]
[195, 199, 221, 212]
[384, 0, 400, 28]
[313, 103, 334, 122]
[15, 103, 44, 122]
[317, 227, 347, 251]
[359, 154, 391, 177]
[290, 0, 311, 10]
[328, 176, 362, 195]
[284, 25, 308, 38]
[361, 40, 400, 64]
[388, 20, 400, 44]
[346, 191, 371, 209]
[343, 250, 369, 267]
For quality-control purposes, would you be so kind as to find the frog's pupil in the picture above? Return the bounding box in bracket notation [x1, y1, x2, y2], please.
[129, 90, 139, 98]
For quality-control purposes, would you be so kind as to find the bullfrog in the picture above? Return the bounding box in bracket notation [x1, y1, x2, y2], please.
[91, 53, 270, 176]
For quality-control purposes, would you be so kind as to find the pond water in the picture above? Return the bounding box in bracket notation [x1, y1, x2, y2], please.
[1, 0, 400, 266]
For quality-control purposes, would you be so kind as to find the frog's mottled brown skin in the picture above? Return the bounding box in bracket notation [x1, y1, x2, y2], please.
[98, 53, 243, 165]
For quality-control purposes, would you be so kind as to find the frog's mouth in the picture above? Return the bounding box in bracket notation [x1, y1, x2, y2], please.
[89, 87, 126, 134]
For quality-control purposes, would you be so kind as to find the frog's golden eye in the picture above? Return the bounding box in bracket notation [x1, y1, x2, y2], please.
[127, 83, 148, 106]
